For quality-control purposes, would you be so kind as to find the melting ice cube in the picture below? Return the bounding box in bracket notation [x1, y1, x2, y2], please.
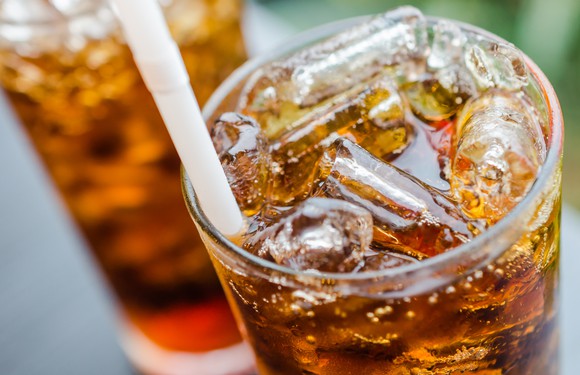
[464, 38, 529, 90]
[403, 20, 476, 122]
[402, 73, 474, 122]
[313, 138, 483, 258]
[267, 76, 409, 206]
[428, 20, 466, 69]
[238, 6, 427, 132]
[211, 112, 270, 215]
[243, 198, 373, 272]
[450, 89, 546, 222]
[359, 249, 420, 271]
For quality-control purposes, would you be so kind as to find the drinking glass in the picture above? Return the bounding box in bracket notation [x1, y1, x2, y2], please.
[183, 16, 563, 374]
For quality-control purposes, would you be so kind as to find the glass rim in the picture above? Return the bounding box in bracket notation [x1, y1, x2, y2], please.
[183, 15, 563, 287]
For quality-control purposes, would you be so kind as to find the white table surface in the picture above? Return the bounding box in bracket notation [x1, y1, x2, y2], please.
[0, 3, 578, 374]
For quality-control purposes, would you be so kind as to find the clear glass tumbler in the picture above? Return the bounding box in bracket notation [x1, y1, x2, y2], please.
[0, 0, 253, 374]
[183, 16, 563, 375]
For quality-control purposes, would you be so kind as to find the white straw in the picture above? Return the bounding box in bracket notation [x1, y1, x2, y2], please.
[110, 0, 244, 235]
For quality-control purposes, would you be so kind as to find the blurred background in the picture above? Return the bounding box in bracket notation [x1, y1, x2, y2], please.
[251, 0, 580, 206]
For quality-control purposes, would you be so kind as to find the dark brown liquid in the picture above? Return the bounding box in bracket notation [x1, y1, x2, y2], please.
[0, 0, 246, 353]
[234, 245, 559, 375]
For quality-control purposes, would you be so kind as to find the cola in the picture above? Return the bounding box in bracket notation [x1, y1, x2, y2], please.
[186, 6, 562, 374]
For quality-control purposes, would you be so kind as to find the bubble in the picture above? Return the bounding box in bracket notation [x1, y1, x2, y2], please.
[428, 294, 439, 305]
[375, 305, 394, 316]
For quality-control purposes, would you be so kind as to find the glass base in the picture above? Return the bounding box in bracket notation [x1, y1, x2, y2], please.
[120, 323, 256, 375]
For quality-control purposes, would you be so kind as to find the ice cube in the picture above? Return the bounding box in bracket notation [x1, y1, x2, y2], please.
[428, 20, 466, 69]
[450, 90, 546, 222]
[267, 76, 409, 206]
[243, 198, 373, 272]
[402, 72, 474, 122]
[464, 38, 529, 90]
[403, 20, 476, 122]
[360, 249, 419, 271]
[211, 112, 270, 215]
[313, 138, 483, 258]
[238, 6, 427, 132]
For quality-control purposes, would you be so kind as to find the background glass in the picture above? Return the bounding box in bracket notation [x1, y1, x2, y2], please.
[0, 0, 252, 374]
